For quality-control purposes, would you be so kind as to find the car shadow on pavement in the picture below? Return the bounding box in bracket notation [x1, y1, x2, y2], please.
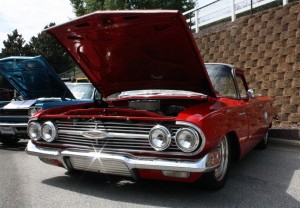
[0, 140, 27, 151]
[41, 140, 300, 207]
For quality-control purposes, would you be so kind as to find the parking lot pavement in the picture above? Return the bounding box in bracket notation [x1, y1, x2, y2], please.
[0, 138, 299, 208]
[269, 137, 300, 151]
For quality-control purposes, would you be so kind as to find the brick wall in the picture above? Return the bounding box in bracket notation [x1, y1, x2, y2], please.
[194, 2, 300, 127]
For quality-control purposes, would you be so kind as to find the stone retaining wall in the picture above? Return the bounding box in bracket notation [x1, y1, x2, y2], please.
[194, 2, 300, 127]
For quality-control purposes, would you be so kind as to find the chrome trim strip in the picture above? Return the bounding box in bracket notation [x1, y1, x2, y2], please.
[0, 122, 27, 127]
[59, 129, 149, 139]
[108, 132, 149, 139]
[26, 141, 61, 158]
[26, 141, 219, 174]
[0, 116, 28, 119]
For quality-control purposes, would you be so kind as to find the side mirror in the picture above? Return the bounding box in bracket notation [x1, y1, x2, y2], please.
[247, 89, 254, 99]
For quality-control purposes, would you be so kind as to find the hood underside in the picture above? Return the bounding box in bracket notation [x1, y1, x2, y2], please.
[0, 56, 75, 100]
[45, 10, 215, 98]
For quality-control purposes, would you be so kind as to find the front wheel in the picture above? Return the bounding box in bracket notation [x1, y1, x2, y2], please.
[0, 135, 20, 146]
[202, 135, 230, 190]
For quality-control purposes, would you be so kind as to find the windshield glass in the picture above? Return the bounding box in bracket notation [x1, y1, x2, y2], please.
[66, 83, 94, 99]
[107, 90, 205, 99]
[205, 64, 237, 98]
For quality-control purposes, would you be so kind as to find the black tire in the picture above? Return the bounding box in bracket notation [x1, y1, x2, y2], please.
[201, 135, 231, 191]
[65, 169, 83, 176]
[256, 130, 269, 150]
[0, 135, 20, 146]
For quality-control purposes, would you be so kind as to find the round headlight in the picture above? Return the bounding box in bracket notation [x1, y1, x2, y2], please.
[27, 122, 41, 140]
[41, 121, 57, 142]
[175, 128, 200, 152]
[149, 125, 171, 151]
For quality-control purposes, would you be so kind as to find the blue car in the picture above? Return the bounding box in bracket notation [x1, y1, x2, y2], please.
[0, 56, 96, 145]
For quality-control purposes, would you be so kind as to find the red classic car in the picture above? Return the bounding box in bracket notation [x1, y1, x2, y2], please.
[26, 10, 275, 190]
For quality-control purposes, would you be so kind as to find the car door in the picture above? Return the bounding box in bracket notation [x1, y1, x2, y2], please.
[235, 72, 265, 149]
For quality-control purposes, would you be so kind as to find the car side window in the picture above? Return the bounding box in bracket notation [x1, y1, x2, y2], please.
[235, 74, 247, 99]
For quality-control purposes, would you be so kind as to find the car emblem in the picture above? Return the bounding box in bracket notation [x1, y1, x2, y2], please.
[82, 130, 108, 139]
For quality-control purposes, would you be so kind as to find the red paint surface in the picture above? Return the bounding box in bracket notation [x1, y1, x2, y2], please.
[137, 169, 203, 183]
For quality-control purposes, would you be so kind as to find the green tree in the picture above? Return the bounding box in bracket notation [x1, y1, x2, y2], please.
[0, 29, 32, 58]
[70, 0, 195, 16]
[29, 23, 76, 74]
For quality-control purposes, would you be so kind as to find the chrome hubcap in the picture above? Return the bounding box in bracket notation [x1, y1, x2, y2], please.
[214, 136, 229, 181]
[263, 131, 269, 144]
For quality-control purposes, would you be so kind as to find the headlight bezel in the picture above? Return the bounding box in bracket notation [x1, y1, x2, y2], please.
[148, 125, 172, 151]
[27, 122, 42, 141]
[175, 128, 200, 153]
[41, 121, 57, 142]
[28, 107, 42, 117]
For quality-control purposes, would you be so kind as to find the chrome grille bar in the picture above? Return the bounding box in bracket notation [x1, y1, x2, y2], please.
[69, 156, 132, 176]
[55, 120, 196, 155]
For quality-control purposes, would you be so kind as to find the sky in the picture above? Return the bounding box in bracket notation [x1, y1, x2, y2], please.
[196, 0, 218, 7]
[0, 0, 214, 51]
[0, 0, 76, 50]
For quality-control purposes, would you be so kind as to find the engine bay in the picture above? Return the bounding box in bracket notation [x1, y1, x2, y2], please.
[108, 98, 206, 117]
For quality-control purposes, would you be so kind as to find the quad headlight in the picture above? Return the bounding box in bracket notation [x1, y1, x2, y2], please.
[41, 121, 57, 142]
[27, 122, 42, 141]
[149, 125, 171, 151]
[175, 128, 199, 152]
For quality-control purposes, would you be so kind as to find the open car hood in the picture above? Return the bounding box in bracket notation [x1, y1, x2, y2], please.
[45, 10, 215, 98]
[0, 56, 75, 100]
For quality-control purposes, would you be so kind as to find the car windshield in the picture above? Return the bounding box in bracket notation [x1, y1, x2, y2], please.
[65, 83, 94, 99]
[107, 90, 205, 99]
[205, 64, 237, 98]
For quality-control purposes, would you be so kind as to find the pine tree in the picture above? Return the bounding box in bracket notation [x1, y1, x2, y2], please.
[70, 0, 195, 16]
[0, 29, 32, 58]
[28, 23, 76, 74]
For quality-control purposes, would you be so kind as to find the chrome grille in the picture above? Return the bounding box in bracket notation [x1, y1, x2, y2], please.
[55, 120, 194, 154]
[69, 156, 131, 177]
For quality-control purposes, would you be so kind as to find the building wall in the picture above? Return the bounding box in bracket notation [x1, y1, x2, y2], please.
[194, 2, 300, 127]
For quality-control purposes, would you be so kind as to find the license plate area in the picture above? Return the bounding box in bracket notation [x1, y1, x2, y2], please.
[68, 156, 132, 177]
[0, 126, 15, 135]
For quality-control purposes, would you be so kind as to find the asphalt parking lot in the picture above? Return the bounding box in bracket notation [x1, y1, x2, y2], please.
[0, 138, 299, 208]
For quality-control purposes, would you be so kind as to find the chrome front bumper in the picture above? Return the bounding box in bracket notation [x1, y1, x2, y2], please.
[26, 140, 220, 178]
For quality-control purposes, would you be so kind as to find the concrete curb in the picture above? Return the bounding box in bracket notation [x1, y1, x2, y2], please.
[269, 128, 300, 141]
